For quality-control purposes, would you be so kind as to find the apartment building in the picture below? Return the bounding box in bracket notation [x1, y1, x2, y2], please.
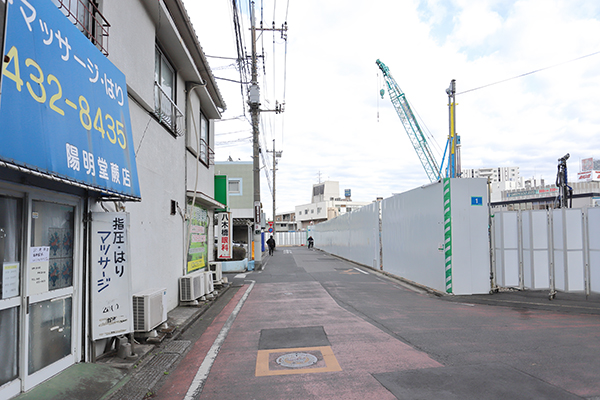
[0, 0, 224, 396]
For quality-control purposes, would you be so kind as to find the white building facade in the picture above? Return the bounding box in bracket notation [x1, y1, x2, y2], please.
[0, 0, 224, 397]
[295, 181, 372, 230]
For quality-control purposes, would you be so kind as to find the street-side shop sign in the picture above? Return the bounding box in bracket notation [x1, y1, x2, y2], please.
[0, 0, 140, 198]
[217, 212, 232, 259]
[91, 212, 133, 340]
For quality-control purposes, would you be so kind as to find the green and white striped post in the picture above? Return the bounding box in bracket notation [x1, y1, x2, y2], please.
[443, 178, 453, 294]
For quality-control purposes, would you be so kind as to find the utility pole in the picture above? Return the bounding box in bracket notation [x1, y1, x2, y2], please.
[249, 1, 262, 269]
[268, 139, 282, 236]
[248, 1, 287, 269]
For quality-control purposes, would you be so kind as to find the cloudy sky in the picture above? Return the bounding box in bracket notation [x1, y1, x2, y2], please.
[184, 0, 600, 219]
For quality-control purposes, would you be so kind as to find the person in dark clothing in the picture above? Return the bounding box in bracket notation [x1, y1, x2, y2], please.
[267, 235, 276, 255]
[307, 236, 314, 249]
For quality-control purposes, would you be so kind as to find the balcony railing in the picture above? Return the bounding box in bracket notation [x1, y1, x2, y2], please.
[55, 0, 110, 56]
[196, 137, 215, 165]
[154, 82, 185, 136]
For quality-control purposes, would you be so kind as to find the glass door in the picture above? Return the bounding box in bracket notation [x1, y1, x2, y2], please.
[23, 199, 77, 391]
[0, 195, 23, 399]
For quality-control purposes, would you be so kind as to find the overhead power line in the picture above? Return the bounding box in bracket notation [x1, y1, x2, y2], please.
[214, 76, 251, 84]
[458, 50, 600, 95]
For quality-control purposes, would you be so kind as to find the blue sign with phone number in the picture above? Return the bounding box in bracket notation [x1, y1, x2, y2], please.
[0, 0, 140, 198]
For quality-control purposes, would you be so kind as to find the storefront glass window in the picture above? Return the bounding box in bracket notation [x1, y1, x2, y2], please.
[31, 202, 74, 290]
[0, 196, 21, 386]
[0, 307, 18, 385]
[28, 297, 72, 374]
[28, 201, 74, 374]
[0, 196, 22, 298]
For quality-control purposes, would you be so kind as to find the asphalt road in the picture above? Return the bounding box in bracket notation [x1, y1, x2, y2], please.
[152, 247, 600, 400]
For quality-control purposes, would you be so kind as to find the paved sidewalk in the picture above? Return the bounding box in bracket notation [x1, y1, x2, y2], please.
[14, 283, 234, 400]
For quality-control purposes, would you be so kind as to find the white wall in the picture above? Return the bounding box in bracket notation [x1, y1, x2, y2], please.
[91, 0, 220, 311]
[382, 183, 446, 292]
[314, 202, 380, 269]
[494, 208, 600, 294]
[313, 179, 491, 295]
[448, 178, 490, 295]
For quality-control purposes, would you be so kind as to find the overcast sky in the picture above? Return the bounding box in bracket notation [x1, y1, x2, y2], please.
[184, 0, 600, 219]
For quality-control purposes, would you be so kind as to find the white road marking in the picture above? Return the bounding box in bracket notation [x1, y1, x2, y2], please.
[353, 267, 369, 275]
[184, 281, 255, 399]
[234, 273, 247, 279]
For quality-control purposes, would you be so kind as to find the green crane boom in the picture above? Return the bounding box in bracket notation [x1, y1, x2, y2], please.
[376, 59, 441, 182]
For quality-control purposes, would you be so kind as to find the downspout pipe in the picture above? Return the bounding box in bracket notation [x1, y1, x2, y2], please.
[184, 80, 207, 272]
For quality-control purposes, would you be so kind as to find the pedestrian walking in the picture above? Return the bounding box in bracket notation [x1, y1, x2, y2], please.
[307, 236, 314, 249]
[267, 235, 276, 255]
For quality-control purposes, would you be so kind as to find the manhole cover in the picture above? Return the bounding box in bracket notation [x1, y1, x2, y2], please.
[276, 352, 318, 368]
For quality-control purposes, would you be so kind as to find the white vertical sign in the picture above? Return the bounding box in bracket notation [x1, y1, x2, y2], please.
[254, 201, 261, 232]
[217, 212, 232, 259]
[91, 212, 133, 340]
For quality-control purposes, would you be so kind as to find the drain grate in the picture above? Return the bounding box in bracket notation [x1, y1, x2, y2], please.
[107, 353, 180, 399]
[144, 353, 179, 371]
[161, 340, 191, 354]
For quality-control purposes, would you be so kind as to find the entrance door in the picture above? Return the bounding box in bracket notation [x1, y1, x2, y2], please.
[23, 199, 78, 391]
[0, 195, 23, 399]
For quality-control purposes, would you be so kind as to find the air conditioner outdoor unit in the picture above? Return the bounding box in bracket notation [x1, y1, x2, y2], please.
[133, 288, 167, 332]
[179, 270, 206, 302]
[204, 271, 214, 294]
[208, 262, 222, 283]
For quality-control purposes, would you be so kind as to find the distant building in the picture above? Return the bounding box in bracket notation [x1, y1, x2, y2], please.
[214, 161, 255, 249]
[492, 181, 600, 211]
[463, 166, 524, 202]
[491, 158, 600, 210]
[295, 181, 371, 230]
[274, 211, 297, 232]
[462, 166, 521, 182]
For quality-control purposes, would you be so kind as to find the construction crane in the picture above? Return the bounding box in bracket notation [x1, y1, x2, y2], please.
[376, 59, 449, 182]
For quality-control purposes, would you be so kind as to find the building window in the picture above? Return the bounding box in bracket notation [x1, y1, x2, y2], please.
[189, 110, 212, 165]
[229, 179, 241, 195]
[154, 46, 183, 135]
[52, 0, 110, 55]
[200, 112, 210, 165]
